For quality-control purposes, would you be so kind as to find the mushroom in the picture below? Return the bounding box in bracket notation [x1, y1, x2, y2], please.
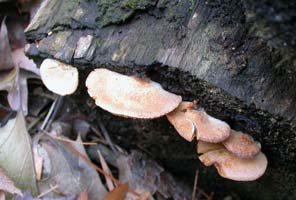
[166, 101, 197, 141]
[185, 110, 231, 143]
[85, 68, 182, 119]
[199, 148, 268, 181]
[197, 140, 224, 154]
[222, 130, 261, 158]
[40, 58, 78, 96]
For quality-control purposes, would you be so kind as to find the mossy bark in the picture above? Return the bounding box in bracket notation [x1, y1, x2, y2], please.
[25, 0, 296, 199]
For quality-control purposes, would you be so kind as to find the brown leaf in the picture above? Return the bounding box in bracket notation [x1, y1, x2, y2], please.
[12, 191, 76, 200]
[0, 191, 5, 200]
[37, 136, 107, 200]
[0, 167, 22, 196]
[137, 192, 151, 200]
[32, 145, 43, 181]
[103, 183, 128, 200]
[77, 191, 88, 200]
[0, 19, 14, 71]
[12, 48, 40, 75]
[0, 68, 39, 115]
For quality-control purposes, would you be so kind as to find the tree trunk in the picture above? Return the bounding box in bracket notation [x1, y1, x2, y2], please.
[25, 0, 296, 199]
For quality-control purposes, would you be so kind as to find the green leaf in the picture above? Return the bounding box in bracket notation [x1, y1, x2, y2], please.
[0, 111, 38, 195]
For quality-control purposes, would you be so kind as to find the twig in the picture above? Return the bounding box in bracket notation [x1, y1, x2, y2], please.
[191, 170, 199, 200]
[63, 141, 140, 198]
[27, 111, 47, 131]
[97, 119, 118, 156]
[37, 184, 58, 198]
[40, 97, 58, 131]
[45, 131, 97, 145]
[45, 96, 63, 131]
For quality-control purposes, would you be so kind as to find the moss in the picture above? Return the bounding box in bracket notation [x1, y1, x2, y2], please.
[95, 0, 155, 27]
[95, 38, 103, 47]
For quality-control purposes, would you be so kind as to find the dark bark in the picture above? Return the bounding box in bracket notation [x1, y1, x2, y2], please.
[25, 0, 296, 199]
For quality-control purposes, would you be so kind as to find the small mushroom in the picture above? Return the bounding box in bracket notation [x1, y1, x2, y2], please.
[166, 102, 197, 141]
[197, 140, 224, 154]
[223, 130, 261, 158]
[86, 68, 182, 119]
[40, 58, 78, 96]
[199, 148, 268, 181]
[185, 110, 231, 143]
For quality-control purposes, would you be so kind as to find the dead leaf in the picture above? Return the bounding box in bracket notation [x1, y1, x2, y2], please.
[0, 19, 14, 71]
[77, 191, 87, 200]
[97, 150, 115, 191]
[12, 48, 40, 75]
[37, 135, 107, 200]
[137, 192, 151, 200]
[103, 183, 128, 200]
[117, 151, 193, 199]
[13, 191, 76, 200]
[0, 112, 37, 194]
[0, 167, 22, 196]
[32, 145, 43, 181]
[0, 191, 5, 200]
[0, 68, 39, 115]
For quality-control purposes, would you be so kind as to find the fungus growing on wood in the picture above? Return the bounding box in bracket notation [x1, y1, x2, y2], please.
[223, 130, 261, 158]
[199, 148, 268, 181]
[197, 140, 224, 154]
[85, 68, 182, 119]
[185, 110, 231, 143]
[166, 102, 197, 141]
[40, 58, 78, 96]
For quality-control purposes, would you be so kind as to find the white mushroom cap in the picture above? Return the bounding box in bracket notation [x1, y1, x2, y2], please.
[223, 130, 261, 158]
[166, 102, 197, 141]
[197, 140, 224, 154]
[185, 110, 231, 143]
[86, 68, 182, 119]
[40, 58, 78, 96]
[199, 148, 268, 181]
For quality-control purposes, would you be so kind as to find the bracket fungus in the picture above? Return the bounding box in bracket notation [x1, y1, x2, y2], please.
[166, 102, 197, 141]
[85, 68, 182, 119]
[167, 101, 231, 143]
[222, 130, 261, 158]
[199, 148, 268, 181]
[197, 140, 224, 154]
[40, 58, 78, 96]
[185, 110, 231, 143]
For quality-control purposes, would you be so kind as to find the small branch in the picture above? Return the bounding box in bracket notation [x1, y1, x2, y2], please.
[45, 131, 97, 145]
[37, 184, 59, 198]
[97, 119, 118, 156]
[191, 170, 199, 200]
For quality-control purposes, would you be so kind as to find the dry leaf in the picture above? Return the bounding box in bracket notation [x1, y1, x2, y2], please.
[13, 191, 76, 200]
[0, 191, 5, 200]
[117, 151, 192, 199]
[0, 19, 14, 71]
[0, 112, 37, 194]
[0, 68, 39, 115]
[37, 136, 107, 200]
[32, 145, 43, 181]
[12, 48, 40, 75]
[97, 150, 115, 191]
[0, 167, 22, 196]
[137, 192, 151, 200]
[103, 183, 128, 200]
[77, 191, 88, 200]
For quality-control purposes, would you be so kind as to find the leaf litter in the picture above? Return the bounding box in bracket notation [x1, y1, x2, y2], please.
[0, 1, 213, 199]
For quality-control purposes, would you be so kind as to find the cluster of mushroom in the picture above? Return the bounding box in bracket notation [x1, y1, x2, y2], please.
[40, 58, 267, 181]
